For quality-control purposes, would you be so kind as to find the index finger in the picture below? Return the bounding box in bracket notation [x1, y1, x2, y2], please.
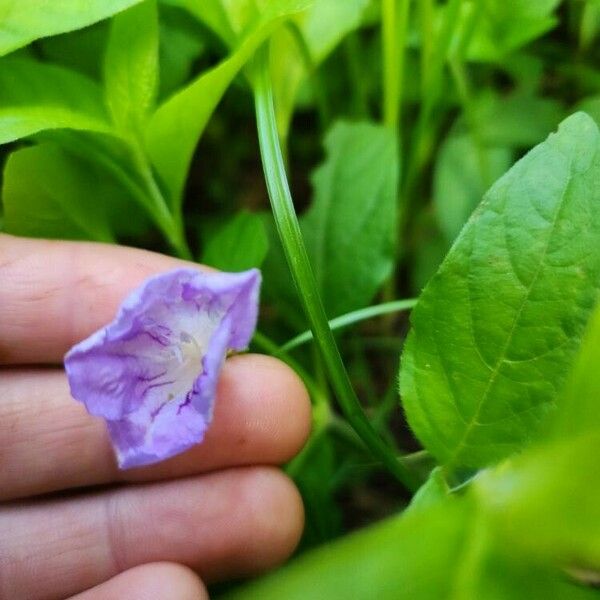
[0, 234, 192, 364]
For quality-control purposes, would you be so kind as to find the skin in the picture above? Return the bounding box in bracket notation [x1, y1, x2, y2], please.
[0, 234, 312, 600]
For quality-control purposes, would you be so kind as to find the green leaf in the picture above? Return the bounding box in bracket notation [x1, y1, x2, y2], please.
[270, 0, 370, 138]
[202, 210, 269, 271]
[0, 0, 144, 56]
[553, 302, 600, 440]
[400, 113, 600, 469]
[473, 91, 564, 148]
[302, 121, 398, 317]
[580, 0, 600, 51]
[261, 216, 307, 329]
[223, 500, 471, 600]
[410, 212, 450, 294]
[158, 5, 207, 100]
[39, 23, 109, 80]
[299, 0, 369, 61]
[104, 0, 159, 136]
[2, 143, 146, 241]
[226, 491, 596, 599]
[405, 467, 450, 515]
[476, 432, 600, 571]
[433, 134, 513, 242]
[0, 58, 112, 144]
[162, 0, 236, 46]
[576, 95, 600, 127]
[145, 0, 312, 206]
[466, 0, 561, 61]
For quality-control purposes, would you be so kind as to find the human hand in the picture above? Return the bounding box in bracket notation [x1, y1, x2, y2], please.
[0, 235, 311, 600]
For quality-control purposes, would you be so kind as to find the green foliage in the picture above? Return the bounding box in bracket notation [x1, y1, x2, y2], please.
[0, 58, 111, 144]
[2, 143, 145, 241]
[553, 303, 600, 440]
[270, 0, 370, 137]
[224, 500, 471, 600]
[472, 92, 565, 148]
[290, 434, 342, 548]
[466, 0, 562, 61]
[475, 433, 600, 571]
[401, 113, 600, 470]
[162, 0, 236, 45]
[433, 134, 512, 242]
[225, 486, 599, 599]
[145, 0, 312, 206]
[230, 315, 600, 597]
[302, 121, 398, 317]
[157, 6, 207, 99]
[577, 95, 600, 126]
[104, 0, 159, 136]
[202, 211, 269, 271]
[0, 0, 143, 56]
[580, 0, 600, 51]
[262, 120, 399, 323]
[39, 23, 109, 80]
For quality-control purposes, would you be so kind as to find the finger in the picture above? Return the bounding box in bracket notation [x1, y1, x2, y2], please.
[0, 354, 311, 501]
[68, 563, 208, 600]
[0, 234, 193, 364]
[0, 467, 304, 600]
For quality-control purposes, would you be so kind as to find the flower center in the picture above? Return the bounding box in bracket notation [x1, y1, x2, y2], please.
[164, 330, 203, 401]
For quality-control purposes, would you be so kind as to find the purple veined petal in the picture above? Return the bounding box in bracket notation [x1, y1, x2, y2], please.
[64, 268, 261, 469]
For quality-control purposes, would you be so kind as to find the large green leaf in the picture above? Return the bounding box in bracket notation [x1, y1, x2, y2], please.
[224, 500, 470, 600]
[228, 435, 600, 598]
[302, 121, 398, 317]
[223, 486, 593, 599]
[145, 0, 312, 206]
[104, 0, 159, 136]
[400, 112, 600, 469]
[473, 301, 600, 570]
[2, 143, 146, 241]
[476, 432, 600, 571]
[0, 0, 143, 56]
[0, 58, 112, 144]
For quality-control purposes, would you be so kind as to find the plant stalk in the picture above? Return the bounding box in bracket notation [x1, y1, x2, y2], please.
[252, 45, 418, 492]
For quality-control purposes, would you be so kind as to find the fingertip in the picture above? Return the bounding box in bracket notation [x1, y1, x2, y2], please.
[216, 466, 305, 580]
[69, 562, 208, 600]
[222, 353, 312, 462]
[247, 467, 305, 571]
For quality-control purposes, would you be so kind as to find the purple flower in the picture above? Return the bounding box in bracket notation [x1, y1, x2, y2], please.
[65, 268, 261, 469]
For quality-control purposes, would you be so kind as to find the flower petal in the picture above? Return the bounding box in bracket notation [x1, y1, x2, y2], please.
[64, 268, 261, 468]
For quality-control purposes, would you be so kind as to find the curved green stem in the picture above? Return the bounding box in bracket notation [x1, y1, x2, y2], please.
[280, 298, 417, 353]
[252, 45, 418, 492]
[130, 144, 192, 260]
